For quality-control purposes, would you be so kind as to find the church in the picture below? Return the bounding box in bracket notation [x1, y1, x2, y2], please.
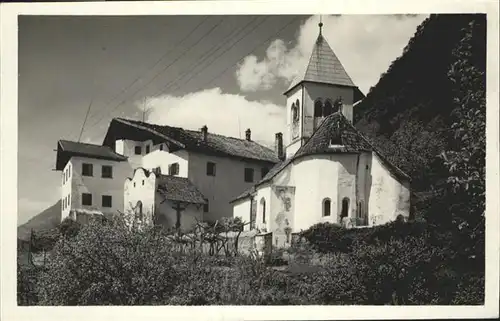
[231, 22, 411, 246]
[55, 22, 410, 237]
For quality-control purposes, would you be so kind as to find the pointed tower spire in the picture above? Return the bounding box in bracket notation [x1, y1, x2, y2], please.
[284, 18, 356, 95]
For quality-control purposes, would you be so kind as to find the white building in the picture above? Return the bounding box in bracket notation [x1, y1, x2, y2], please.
[230, 24, 411, 247]
[56, 140, 132, 223]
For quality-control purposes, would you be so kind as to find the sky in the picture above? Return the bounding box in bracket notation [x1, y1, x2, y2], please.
[18, 14, 427, 225]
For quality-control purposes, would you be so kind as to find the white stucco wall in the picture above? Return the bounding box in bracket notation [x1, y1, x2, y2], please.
[115, 139, 169, 170]
[232, 199, 252, 230]
[141, 149, 189, 178]
[187, 151, 273, 223]
[65, 156, 132, 222]
[61, 160, 73, 221]
[368, 152, 410, 226]
[254, 185, 272, 232]
[124, 167, 156, 224]
[285, 85, 303, 158]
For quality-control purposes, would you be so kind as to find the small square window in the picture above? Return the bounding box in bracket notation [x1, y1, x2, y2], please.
[102, 165, 113, 178]
[102, 195, 112, 208]
[142, 180, 144, 186]
[82, 193, 92, 206]
[244, 168, 254, 183]
[366, 165, 369, 170]
[206, 162, 216, 176]
[82, 163, 93, 176]
[134, 146, 142, 155]
[146, 145, 150, 154]
[261, 167, 269, 179]
[203, 203, 209, 213]
[159, 145, 163, 151]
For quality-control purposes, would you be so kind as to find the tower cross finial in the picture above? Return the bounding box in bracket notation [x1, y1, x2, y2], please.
[319, 15, 323, 35]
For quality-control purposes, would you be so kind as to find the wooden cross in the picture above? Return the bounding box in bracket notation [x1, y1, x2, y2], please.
[171, 201, 187, 230]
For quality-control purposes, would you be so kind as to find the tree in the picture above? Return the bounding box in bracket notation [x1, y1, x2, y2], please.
[441, 17, 486, 229]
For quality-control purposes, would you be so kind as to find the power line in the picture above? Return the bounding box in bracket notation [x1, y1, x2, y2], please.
[85, 16, 210, 126]
[84, 18, 225, 131]
[150, 16, 266, 98]
[192, 16, 300, 92]
[78, 98, 93, 142]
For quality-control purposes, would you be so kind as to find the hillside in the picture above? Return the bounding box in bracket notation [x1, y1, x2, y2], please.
[17, 200, 61, 241]
[353, 14, 486, 217]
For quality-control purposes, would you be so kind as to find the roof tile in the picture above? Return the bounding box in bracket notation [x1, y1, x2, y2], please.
[114, 118, 280, 164]
[286, 34, 356, 93]
[156, 175, 207, 204]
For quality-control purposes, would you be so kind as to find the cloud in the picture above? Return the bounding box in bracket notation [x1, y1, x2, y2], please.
[141, 88, 286, 146]
[236, 14, 428, 94]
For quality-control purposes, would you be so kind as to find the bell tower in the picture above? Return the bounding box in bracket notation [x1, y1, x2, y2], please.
[283, 19, 364, 158]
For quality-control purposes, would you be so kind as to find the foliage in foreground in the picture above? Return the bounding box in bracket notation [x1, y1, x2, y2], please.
[18, 214, 484, 306]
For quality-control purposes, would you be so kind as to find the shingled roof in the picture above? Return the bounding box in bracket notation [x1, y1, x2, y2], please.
[156, 175, 207, 205]
[56, 140, 127, 170]
[285, 32, 356, 94]
[231, 113, 410, 203]
[104, 118, 280, 164]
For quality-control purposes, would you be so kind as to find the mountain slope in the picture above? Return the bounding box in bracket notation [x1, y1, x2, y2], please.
[352, 14, 486, 217]
[17, 200, 61, 241]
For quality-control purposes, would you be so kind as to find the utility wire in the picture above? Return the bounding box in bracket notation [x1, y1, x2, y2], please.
[85, 18, 225, 131]
[78, 98, 93, 142]
[192, 16, 300, 92]
[150, 16, 266, 98]
[84, 16, 210, 126]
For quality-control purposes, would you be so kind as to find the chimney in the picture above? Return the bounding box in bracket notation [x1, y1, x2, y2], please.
[245, 128, 251, 141]
[201, 125, 208, 142]
[275, 132, 284, 160]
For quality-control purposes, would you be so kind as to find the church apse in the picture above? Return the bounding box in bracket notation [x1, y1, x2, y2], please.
[271, 186, 295, 247]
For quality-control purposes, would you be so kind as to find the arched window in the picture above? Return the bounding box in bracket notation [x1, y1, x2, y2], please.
[135, 201, 143, 221]
[322, 198, 331, 216]
[324, 99, 333, 116]
[291, 103, 298, 122]
[260, 198, 266, 224]
[341, 197, 350, 219]
[314, 99, 323, 117]
[333, 97, 343, 113]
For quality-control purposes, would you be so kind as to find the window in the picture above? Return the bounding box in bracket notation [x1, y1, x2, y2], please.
[62, 197, 65, 210]
[153, 167, 162, 175]
[291, 103, 299, 122]
[341, 197, 350, 219]
[142, 180, 144, 186]
[68, 194, 71, 208]
[62, 172, 65, 184]
[168, 163, 179, 176]
[261, 167, 269, 179]
[323, 198, 331, 216]
[82, 193, 92, 206]
[203, 202, 209, 213]
[134, 146, 142, 155]
[82, 163, 93, 177]
[133, 182, 136, 188]
[68, 164, 71, 178]
[366, 165, 369, 170]
[314, 99, 323, 117]
[159, 144, 164, 151]
[102, 195, 112, 208]
[333, 97, 343, 113]
[260, 198, 266, 223]
[135, 201, 143, 220]
[101, 165, 113, 178]
[206, 162, 216, 176]
[324, 99, 333, 116]
[145, 145, 150, 154]
[244, 168, 254, 183]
